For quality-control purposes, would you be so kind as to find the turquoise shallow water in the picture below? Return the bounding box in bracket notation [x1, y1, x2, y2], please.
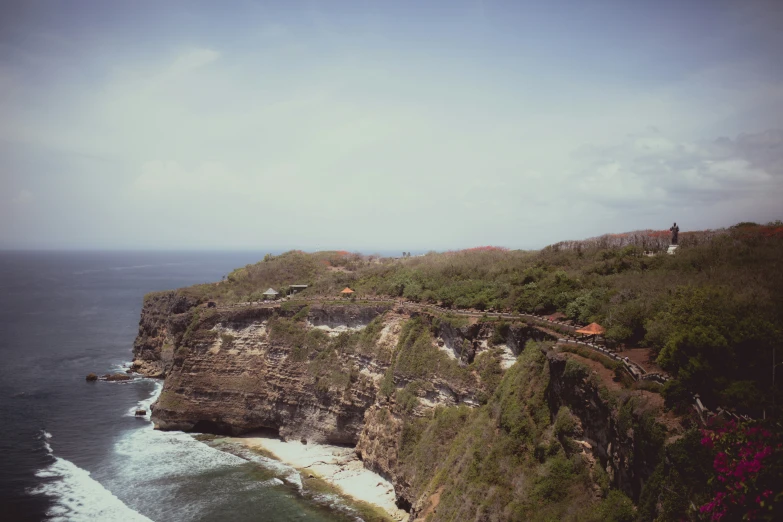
[0, 251, 363, 522]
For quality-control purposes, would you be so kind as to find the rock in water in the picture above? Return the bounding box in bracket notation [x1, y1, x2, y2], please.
[85, 373, 98, 381]
[135, 409, 147, 416]
[101, 373, 131, 382]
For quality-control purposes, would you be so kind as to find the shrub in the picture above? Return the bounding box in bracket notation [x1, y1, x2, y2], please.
[586, 490, 636, 522]
[553, 406, 577, 438]
[564, 358, 589, 380]
[396, 382, 422, 413]
[379, 368, 395, 397]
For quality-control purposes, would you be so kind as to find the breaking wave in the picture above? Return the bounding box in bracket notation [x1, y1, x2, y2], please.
[30, 431, 153, 522]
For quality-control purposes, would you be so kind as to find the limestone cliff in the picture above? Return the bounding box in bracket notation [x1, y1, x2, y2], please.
[132, 291, 198, 377]
[133, 299, 521, 444]
[354, 346, 672, 517]
[133, 297, 669, 520]
[134, 299, 394, 442]
[544, 349, 664, 502]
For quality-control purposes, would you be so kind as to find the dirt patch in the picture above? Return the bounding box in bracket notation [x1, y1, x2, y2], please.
[656, 405, 685, 435]
[415, 485, 445, 521]
[622, 347, 664, 374]
[562, 352, 625, 393]
[531, 324, 562, 338]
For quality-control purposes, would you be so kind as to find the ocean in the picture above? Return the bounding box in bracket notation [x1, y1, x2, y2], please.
[0, 251, 362, 522]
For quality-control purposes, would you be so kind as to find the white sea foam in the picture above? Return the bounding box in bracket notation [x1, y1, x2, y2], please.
[30, 432, 153, 522]
[42, 430, 53, 453]
[106, 380, 268, 520]
[106, 424, 268, 521]
[125, 379, 163, 418]
[36, 381, 306, 522]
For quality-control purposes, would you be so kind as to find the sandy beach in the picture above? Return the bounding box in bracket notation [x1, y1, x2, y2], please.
[236, 435, 408, 521]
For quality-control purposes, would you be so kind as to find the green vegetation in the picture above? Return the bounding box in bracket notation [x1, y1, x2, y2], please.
[649, 285, 779, 414]
[386, 317, 473, 387]
[472, 349, 504, 403]
[387, 341, 642, 521]
[583, 490, 636, 522]
[167, 222, 781, 416]
[558, 344, 621, 372]
[637, 428, 714, 521]
[220, 333, 235, 348]
[148, 222, 783, 520]
[395, 381, 427, 413]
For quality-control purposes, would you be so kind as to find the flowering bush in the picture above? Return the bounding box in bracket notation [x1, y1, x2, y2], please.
[699, 420, 783, 521]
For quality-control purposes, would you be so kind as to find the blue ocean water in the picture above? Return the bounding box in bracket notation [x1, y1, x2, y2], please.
[0, 251, 356, 522]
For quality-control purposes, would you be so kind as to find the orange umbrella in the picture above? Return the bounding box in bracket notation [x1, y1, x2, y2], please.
[575, 322, 605, 335]
[341, 287, 355, 294]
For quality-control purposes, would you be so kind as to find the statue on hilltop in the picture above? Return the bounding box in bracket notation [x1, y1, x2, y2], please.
[669, 222, 680, 245]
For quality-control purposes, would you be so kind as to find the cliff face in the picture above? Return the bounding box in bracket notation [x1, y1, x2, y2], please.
[133, 298, 665, 518]
[134, 300, 508, 444]
[355, 347, 667, 516]
[545, 350, 663, 501]
[135, 300, 393, 443]
[132, 291, 198, 377]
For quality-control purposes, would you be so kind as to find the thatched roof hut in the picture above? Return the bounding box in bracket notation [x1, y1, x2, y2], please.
[575, 323, 605, 336]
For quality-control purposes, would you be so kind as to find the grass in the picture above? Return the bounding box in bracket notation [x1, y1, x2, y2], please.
[374, 336, 674, 520]
[385, 317, 474, 388]
[557, 344, 621, 371]
[377, 340, 657, 521]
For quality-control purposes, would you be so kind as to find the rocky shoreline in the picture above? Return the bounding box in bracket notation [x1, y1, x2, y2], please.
[234, 435, 408, 521]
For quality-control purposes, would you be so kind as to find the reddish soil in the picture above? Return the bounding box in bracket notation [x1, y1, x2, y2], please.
[621, 347, 664, 374]
[416, 485, 444, 521]
[561, 352, 625, 393]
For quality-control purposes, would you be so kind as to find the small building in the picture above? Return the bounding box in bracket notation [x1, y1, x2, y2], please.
[262, 288, 279, 300]
[289, 284, 308, 295]
[341, 287, 355, 297]
[575, 322, 606, 343]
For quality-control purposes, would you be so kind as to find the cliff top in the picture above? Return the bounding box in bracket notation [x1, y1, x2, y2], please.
[144, 220, 783, 417]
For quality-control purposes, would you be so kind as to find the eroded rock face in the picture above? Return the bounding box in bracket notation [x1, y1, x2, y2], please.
[355, 404, 410, 508]
[433, 319, 555, 364]
[136, 301, 395, 443]
[133, 298, 659, 516]
[308, 304, 381, 329]
[544, 349, 660, 502]
[132, 291, 197, 378]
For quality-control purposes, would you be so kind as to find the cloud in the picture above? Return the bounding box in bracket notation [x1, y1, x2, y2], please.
[724, 129, 783, 176]
[2, 2, 782, 249]
[569, 130, 781, 210]
[11, 189, 33, 205]
[134, 160, 238, 194]
[168, 48, 220, 75]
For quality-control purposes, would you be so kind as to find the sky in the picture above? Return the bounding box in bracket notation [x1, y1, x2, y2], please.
[1, 0, 782, 251]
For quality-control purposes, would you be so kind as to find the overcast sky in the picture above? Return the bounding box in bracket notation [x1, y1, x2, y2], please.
[1, 0, 781, 251]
